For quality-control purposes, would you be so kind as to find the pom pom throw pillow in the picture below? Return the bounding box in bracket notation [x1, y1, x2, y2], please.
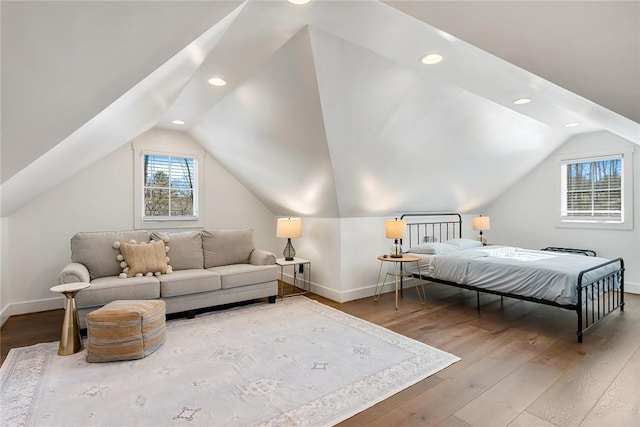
[114, 240, 172, 278]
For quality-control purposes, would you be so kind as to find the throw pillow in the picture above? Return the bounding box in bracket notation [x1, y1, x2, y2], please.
[114, 240, 172, 278]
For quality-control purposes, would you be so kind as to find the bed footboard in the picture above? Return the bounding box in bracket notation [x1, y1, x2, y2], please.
[576, 257, 625, 343]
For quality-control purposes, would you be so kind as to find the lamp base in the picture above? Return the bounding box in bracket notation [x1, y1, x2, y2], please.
[389, 240, 403, 258]
[283, 238, 296, 261]
[478, 231, 487, 246]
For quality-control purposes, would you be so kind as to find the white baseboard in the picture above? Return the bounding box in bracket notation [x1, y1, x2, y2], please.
[0, 304, 10, 327]
[319, 280, 640, 303]
[280, 272, 401, 303]
[2, 281, 636, 326]
[625, 281, 640, 294]
[2, 296, 64, 325]
[299, 278, 414, 303]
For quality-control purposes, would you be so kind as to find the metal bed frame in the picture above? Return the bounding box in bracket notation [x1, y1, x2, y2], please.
[400, 213, 625, 342]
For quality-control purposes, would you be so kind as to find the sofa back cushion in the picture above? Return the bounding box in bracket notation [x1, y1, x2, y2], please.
[71, 231, 151, 279]
[202, 228, 254, 268]
[151, 231, 204, 271]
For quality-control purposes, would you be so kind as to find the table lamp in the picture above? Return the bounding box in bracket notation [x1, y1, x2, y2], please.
[472, 215, 491, 245]
[277, 218, 302, 261]
[386, 218, 406, 258]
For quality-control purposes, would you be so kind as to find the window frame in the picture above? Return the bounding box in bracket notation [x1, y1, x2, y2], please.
[134, 147, 205, 230]
[556, 149, 633, 230]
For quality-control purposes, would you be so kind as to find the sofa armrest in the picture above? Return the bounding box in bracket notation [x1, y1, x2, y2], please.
[249, 248, 276, 266]
[59, 262, 90, 284]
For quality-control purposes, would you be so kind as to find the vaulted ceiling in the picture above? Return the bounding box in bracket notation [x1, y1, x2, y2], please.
[2, 1, 639, 218]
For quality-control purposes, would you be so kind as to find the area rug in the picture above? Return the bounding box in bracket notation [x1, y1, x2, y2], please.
[1, 296, 459, 426]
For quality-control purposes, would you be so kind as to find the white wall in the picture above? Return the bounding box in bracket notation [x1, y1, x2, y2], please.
[7, 127, 635, 322]
[292, 217, 390, 302]
[0, 217, 9, 324]
[289, 218, 342, 300]
[2, 129, 278, 320]
[290, 214, 478, 303]
[482, 131, 639, 292]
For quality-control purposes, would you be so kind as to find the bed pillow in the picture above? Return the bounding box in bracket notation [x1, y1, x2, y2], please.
[445, 238, 484, 250]
[115, 240, 171, 278]
[408, 242, 459, 255]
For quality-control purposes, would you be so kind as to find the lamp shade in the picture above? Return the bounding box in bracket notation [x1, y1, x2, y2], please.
[472, 216, 491, 231]
[385, 219, 406, 239]
[276, 218, 302, 238]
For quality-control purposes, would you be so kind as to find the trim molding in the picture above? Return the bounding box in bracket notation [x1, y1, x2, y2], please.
[2, 281, 636, 327]
[0, 304, 10, 328]
[321, 280, 640, 303]
[281, 271, 405, 303]
[625, 281, 640, 295]
[1, 296, 63, 327]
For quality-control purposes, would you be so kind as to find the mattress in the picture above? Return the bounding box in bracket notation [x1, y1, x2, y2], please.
[407, 246, 619, 305]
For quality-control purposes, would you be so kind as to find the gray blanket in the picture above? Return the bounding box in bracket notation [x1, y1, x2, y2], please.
[428, 247, 619, 305]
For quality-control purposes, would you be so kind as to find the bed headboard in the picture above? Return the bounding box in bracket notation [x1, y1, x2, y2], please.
[400, 212, 462, 249]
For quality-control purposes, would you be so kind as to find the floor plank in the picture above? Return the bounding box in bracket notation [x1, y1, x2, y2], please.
[526, 298, 640, 427]
[507, 411, 558, 427]
[0, 309, 63, 364]
[578, 347, 640, 427]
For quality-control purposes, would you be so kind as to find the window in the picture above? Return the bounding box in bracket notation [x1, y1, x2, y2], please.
[133, 144, 204, 229]
[558, 150, 633, 229]
[143, 154, 197, 219]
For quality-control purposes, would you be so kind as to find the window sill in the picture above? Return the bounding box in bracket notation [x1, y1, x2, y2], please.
[143, 216, 199, 222]
[556, 219, 632, 230]
[137, 217, 204, 230]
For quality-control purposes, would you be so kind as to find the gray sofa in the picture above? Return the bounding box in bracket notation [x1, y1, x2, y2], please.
[58, 228, 278, 328]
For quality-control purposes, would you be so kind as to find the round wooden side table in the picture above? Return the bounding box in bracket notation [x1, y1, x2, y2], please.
[374, 254, 425, 310]
[50, 282, 91, 355]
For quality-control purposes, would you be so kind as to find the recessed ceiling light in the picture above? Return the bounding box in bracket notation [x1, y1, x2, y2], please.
[513, 98, 532, 105]
[288, 0, 311, 4]
[565, 123, 580, 128]
[171, 120, 186, 125]
[420, 53, 444, 65]
[208, 77, 227, 87]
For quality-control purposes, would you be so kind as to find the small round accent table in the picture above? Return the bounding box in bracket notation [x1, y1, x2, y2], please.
[374, 255, 425, 310]
[49, 282, 91, 355]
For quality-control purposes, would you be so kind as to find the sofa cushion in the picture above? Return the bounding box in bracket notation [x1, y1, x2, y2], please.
[207, 264, 278, 289]
[151, 231, 204, 271]
[202, 228, 254, 268]
[71, 231, 151, 280]
[158, 269, 221, 297]
[75, 276, 160, 308]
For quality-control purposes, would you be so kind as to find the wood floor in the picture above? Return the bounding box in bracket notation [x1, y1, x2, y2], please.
[2, 284, 638, 426]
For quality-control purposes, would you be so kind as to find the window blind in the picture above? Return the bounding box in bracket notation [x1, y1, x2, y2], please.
[561, 154, 622, 221]
[143, 154, 196, 218]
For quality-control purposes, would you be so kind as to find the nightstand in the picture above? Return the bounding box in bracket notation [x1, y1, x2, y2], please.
[374, 255, 425, 310]
[275, 258, 311, 298]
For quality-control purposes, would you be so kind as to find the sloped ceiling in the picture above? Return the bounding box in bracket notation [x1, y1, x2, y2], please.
[2, 0, 639, 218]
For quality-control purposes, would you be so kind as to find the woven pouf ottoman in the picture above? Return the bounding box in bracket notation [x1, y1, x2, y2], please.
[86, 300, 166, 363]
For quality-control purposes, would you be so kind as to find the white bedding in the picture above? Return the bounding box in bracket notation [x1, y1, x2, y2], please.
[406, 246, 620, 305]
